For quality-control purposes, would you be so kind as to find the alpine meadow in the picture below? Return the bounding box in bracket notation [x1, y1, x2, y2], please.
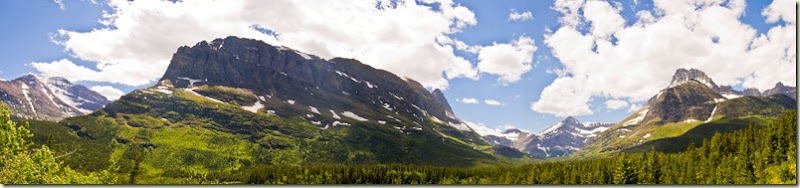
[0, 0, 797, 185]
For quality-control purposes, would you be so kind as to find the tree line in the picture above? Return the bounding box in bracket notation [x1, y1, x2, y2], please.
[246, 110, 797, 184]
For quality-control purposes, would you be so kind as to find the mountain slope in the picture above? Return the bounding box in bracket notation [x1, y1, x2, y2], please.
[32, 37, 522, 178]
[576, 68, 796, 157]
[0, 75, 108, 121]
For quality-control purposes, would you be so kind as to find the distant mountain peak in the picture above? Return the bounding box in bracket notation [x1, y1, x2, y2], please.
[502, 128, 523, 134]
[0, 75, 109, 121]
[669, 68, 718, 90]
[764, 81, 796, 100]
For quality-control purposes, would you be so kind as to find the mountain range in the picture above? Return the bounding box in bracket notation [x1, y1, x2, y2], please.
[20, 36, 531, 176]
[481, 117, 613, 158]
[0, 75, 108, 121]
[4, 37, 795, 173]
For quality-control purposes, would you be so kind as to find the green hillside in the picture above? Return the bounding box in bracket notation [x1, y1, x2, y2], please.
[20, 86, 528, 183]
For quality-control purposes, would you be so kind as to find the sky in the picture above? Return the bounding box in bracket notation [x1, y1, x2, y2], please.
[0, 0, 796, 134]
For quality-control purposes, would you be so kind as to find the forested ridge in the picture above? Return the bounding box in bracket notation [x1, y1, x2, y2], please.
[246, 110, 797, 184]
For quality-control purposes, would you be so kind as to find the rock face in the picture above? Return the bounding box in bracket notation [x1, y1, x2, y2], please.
[670, 68, 719, 91]
[0, 75, 109, 121]
[160, 36, 474, 136]
[763, 82, 796, 100]
[480, 116, 612, 158]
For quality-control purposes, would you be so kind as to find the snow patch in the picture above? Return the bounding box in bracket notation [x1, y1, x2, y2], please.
[309, 106, 321, 114]
[330, 110, 341, 119]
[722, 94, 742, 99]
[390, 93, 404, 101]
[184, 88, 226, 104]
[365, 81, 376, 89]
[286, 100, 295, 105]
[177, 77, 203, 86]
[377, 120, 386, 124]
[310, 121, 322, 125]
[296, 51, 312, 60]
[448, 122, 472, 131]
[20, 83, 36, 115]
[623, 109, 649, 127]
[341, 111, 368, 121]
[705, 105, 717, 123]
[643, 133, 651, 138]
[332, 121, 350, 127]
[242, 100, 264, 113]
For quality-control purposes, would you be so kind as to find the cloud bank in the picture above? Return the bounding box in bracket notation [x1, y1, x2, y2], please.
[532, 0, 796, 117]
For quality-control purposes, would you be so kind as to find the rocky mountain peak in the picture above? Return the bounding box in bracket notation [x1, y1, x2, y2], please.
[502, 128, 523, 134]
[763, 82, 796, 100]
[431, 89, 453, 113]
[160, 36, 471, 135]
[669, 68, 718, 90]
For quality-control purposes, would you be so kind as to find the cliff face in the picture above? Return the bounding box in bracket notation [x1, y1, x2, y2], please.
[161, 36, 469, 132]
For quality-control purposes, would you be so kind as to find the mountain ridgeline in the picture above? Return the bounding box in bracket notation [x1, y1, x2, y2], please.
[482, 117, 613, 158]
[0, 75, 108, 121]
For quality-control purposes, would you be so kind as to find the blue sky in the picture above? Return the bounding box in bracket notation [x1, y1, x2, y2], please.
[0, 0, 795, 133]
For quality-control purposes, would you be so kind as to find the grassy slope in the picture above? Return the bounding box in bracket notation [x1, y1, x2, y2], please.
[26, 86, 529, 183]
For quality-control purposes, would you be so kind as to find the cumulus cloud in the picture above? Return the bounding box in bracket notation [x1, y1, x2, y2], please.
[508, 10, 533, 21]
[628, 103, 642, 113]
[464, 121, 520, 136]
[31, 59, 155, 86]
[605, 99, 629, 110]
[532, 0, 796, 117]
[484, 99, 504, 106]
[90, 86, 125, 101]
[763, 0, 797, 24]
[477, 36, 538, 84]
[457, 97, 479, 104]
[40, 0, 480, 89]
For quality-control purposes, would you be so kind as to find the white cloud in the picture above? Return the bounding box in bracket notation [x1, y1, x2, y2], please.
[532, 0, 796, 117]
[90, 86, 125, 101]
[628, 103, 642, 113]
[484, 99, 503, 106]
[53, 0, 65, 10]
[463, 121, 521, 136]
[457, 97, 479, 104]
[582, 0, 625, 38]
[508, 10, 533, 21]
[762, 0, 797, 24]
[41, 0, 480, 89]
[605, 99, 629, 110]
[476, 36, 538, 84]
[31, 59, 156, 86]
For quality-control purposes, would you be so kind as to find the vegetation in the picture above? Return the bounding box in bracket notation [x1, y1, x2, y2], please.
[245, 110, 797, 184]
[0, 103, 113, 184]
[4, 86, 796, 184]
[193, 85, 258, 106]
